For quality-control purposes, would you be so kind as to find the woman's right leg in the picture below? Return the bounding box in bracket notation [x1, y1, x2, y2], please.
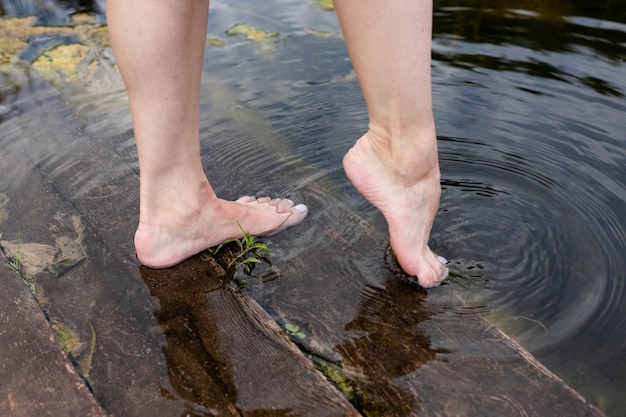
[335, 0, 448, 287]
[107, 0, 307, 268]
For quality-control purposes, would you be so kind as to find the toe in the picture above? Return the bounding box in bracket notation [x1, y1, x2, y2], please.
[260, 202, 308, 237]
[416, 252, 448, 288]
[281, 203, 308, 228]
[417, 268, 440, 288]
[273, 198, 296, 213]
[291, 203, 307, 215]
[236, 195, 256, 203]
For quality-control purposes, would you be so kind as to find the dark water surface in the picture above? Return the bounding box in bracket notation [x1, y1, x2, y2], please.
[1, 0, 625, 415]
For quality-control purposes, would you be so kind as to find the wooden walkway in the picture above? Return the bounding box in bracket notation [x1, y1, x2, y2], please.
[0, 78, 607, 416]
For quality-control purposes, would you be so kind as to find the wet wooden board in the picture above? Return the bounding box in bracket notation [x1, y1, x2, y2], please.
[194, 82, 609, 416]
[411, 291, 604, 417]
[139, 256, 359, 416]
[0, 77, 607, 416]
[255, 188, 606, 417]
[0, 81, 182, 417]
[0, 258, 105, 417]
[0, 79, 359, 416]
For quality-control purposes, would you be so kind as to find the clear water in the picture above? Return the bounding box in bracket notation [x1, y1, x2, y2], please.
[1, 0, 625, 415]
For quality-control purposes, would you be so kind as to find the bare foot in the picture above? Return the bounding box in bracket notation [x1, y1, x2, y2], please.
[343, 132, 448, 288]
[134, 189, 307, 269]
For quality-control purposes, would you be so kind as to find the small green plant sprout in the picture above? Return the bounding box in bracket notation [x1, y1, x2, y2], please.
[209, 221, 272, 275]
[285, 323, 306, 340]
[7, 230, 22, 274]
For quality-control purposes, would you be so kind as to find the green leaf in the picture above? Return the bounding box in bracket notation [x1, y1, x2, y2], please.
[285, 323, 299, 333]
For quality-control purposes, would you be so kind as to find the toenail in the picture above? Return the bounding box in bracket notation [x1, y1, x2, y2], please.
[292, 204, 308, 214]
[436, 255, 448, 264]
[439, 267, 449, 281]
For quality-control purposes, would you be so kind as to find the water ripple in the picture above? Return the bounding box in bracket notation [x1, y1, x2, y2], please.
[436, 136, 625, 360]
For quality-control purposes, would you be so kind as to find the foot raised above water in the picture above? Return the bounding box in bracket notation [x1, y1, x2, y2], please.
[343, 132, 448, 288]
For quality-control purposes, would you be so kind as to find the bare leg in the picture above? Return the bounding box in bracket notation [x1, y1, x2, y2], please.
[107, 0, 307, 268]
[335, 0, 447, 287]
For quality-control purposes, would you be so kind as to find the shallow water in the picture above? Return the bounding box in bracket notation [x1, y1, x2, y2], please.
[1, 0, 625, 415]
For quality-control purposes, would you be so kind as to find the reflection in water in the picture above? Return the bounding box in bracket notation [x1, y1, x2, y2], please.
[139, 254, 358, 417]
[333, 279, 439, 415]
[140, 252, 443, 416]
[433, 2, 625, 97]
[1, 0, 625, 415]
[140, 256, 237, 417]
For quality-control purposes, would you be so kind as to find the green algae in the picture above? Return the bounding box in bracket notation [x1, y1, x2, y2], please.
[207, 37, 227, 47]
[317, 361, 388, 417]
[319, 362, 356, 402]
[307, 29, 339, 38]
[225, 23, 280, 43]
[51, 318, 97, 381]
[0, 16, 69, 68]
[314, 0, 335, 10]
[49, 213, 87, 276]
[0, 14, 113, 88]
[52, 319, 81, 356]
[32, 43, 95, 84]
[77, 320, 97, 380]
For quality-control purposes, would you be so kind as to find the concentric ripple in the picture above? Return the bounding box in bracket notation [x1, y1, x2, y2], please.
[436, 136, 623, 350]
[431, 133, 626, 411]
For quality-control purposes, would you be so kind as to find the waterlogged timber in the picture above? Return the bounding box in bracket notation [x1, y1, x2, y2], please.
[139, 257, 359, 416]
[0, 61, 606, 417]
[1, 0, 625, 415]
[0, 255, 105, 417]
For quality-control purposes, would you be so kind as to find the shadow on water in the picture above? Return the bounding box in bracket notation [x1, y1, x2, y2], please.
[1, 0, 625, 416]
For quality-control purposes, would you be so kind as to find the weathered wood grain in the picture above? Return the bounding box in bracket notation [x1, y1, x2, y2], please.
[140, 255, 359, 416]
[0, 75, 607, 416]
[0, 79, 361, 416]
[0, 260, 106, 417]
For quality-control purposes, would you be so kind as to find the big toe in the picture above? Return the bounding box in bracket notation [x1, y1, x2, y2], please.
[285, 203, 308, 226]
[260, 202, 308, 237]
[417, 254, 448, 288]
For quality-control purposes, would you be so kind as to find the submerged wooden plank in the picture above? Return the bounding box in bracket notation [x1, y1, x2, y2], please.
[139, 255, 359, 416]
[0, 79, 361, 415]
[261, 187, 607, 416]
[0, 74, 606, 416]
[0, 260, 106, 417]
[189, 96, 605, 415]
[0, 82, 183, 417]
[413, 289, 605, 417]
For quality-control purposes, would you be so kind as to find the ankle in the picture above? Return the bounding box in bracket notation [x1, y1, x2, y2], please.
[139, 175, 218, 228]
[361, 127, 439, 181]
